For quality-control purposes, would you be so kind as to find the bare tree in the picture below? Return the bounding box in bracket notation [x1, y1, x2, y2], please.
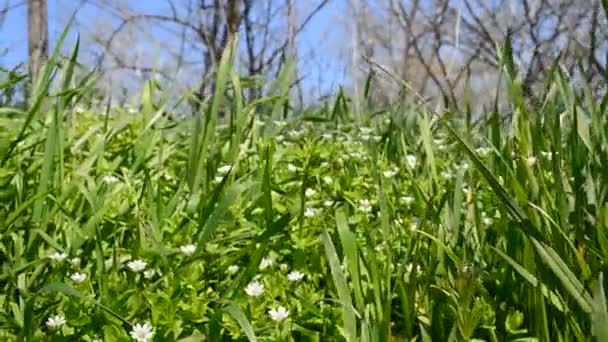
[63, 0, 330, 106]
[351, 0, 608, 111]
[27, 0, 48, 89]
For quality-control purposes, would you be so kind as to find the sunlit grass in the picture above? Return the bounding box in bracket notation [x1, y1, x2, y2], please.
[1, 34, 608, 341]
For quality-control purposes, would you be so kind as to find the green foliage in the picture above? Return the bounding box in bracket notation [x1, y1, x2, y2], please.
[1, 36, 608, 342]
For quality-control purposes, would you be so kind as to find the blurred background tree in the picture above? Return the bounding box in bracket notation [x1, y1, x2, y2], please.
[0, 0, 606, 112]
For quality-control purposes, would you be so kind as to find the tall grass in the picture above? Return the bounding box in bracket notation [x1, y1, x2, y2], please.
[1, 32, 608, 341]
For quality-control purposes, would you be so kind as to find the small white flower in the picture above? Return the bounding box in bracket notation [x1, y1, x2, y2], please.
[359, 199, 372, 213]
[127, 259, 147, 272]
[288, 130, 303, 138]
[383, 167, 399, 178]
[322, 133, 332, 140]
[287, 271, 305, 282]
[74, 105, 86, 114]
[482, 216, 493, 225]
[273, 120, 287, 127]
[323, 200, 335, 207]
[360, 134, 371, 142]
[540, 151, 554, 161]
[268, 306, 290, 321]
[460, 162, 470, 171]
[406, 154, 417, 169]
[287, 163, 298, 172]
[260, 257, 274, 270]
[214, 176, 224, 183]
[227, 265, 240, 274]
[69, 257, 81, 267]
[476, 147, 492, 156]
[245, 280, 265, 297]
[130, 322, 155, 342]
[102, 175, 119, 184]
[92, 338, 103, 342]
[359, 127, 372, 135]
[276, 134, 285, 143]
[179, 244, 197, 256]
[441, 170, 453, 180]
[323, 176, 333, 185]
[143, 269, 155, 279]
[280, 263, 289, 272]
[217, 165, 232, 175]
[305, 188, 316, 198]
[526, 155, 537, 167]
[69, 272, 87, 283]
[400, 196, 415, 206]
[46, 315, 66, 329]
[49, 252, 68, 262]
[405, 263, 422, 276]
[372, 135, 382, 142]
[304, 207, 317, 218]
[320, 161, 329, 168]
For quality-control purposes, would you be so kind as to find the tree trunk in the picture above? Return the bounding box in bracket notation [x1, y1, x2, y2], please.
[27, 0, 48, 89]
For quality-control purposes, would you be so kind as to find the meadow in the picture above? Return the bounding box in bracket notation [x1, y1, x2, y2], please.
[1, 36, 608, 341]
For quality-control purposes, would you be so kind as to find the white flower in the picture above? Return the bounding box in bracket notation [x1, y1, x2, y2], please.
[130, 322, 155, 342]
[482, 216, 493, 225]
[280, 263, 289, 272]
[227, 265, 240, 274]
[143, 269, 155, 279]
[179, 244, 197, 256]
[406, 154, 417, 168]
[441, 170, 453, 180]
[127, 259, 147, 272]
[49, 252, 68, 262]
[322, 133, 333, 140]
[269, 306, 290, 321]
[320, 161, 329, 168]
[276, 134, 285, 143]
[323, 176, 333, 185]
[400, 196, 415, 206]
[526, 156, 537, 167]
[69, 272, 87, 283]
[92, 338, 103, 342]
[245, 280, 265, 297]
[217, 165, 232, 175]
[372, 135, 382, 142]
[69, 257, 81, 267]
[287, 163, 298, 172]
[288, 130, 303, 138]
[305, 188, 316, 198]
[476, 147, 492, 156]
[360, 134, 370, 142]
[46, 315, 66, 329]
[359, 127, 372, 135]
[405, 263, 422, 276]
[304, 206, 317, 218]
[74, 105, 86, 114]
[359, 199, 372, 213]
[323, 200, 335, 207]
[273, 120, 287, 127]
[214, 176, 224, 183]
[287, 271, 305, 282]
[383, 167, 399, 178]
[102, 175, 119, 184]
[260, 257, 274, 270]
[540, 151, 554, 160]
[460, 162, 470, 171]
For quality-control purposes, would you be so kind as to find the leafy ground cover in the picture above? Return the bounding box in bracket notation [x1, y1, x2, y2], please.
[2, 37, 608, 341]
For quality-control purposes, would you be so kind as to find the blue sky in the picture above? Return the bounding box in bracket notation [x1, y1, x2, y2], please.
[0, 0, 350, 98]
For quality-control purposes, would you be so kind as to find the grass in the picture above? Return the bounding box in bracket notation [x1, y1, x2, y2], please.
[1, 35, 608, 341]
